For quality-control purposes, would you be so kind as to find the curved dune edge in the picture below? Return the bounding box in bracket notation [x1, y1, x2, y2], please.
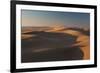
[72, 35, 90, 60]
[47, 29, 90, 60]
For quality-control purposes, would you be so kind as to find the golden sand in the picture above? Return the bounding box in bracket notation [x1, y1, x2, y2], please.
[21, 34, 33, 40]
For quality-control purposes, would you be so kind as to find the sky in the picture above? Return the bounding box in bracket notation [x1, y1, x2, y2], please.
[21, 10, 90, 28]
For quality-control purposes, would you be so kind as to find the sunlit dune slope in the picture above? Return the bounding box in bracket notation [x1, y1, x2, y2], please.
[22, 28, 33, 34]
[21, 34, 33, 40]
[75, 35, 90, 60]
[46, 26, 65, 32]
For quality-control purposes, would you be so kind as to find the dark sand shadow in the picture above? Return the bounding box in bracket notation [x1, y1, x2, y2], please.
[21, 31, 84, 63]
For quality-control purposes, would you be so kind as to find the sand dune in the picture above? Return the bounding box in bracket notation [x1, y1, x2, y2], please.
[45, 28, 90, 59]
[65, 32, 90, 60]
[21, 27, 90, 62]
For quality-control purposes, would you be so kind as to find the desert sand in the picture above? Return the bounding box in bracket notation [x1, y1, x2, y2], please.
[46, 27, 90, 59]
[21, 27, 90, 62]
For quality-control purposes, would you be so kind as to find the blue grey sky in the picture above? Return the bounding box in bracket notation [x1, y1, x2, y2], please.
[21, 10, 90, 28]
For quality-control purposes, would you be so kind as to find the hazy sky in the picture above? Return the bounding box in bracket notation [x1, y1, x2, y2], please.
[21, 10, 90, 28]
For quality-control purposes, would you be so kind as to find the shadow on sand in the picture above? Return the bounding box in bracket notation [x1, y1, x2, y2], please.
[21, 31, 84, 63]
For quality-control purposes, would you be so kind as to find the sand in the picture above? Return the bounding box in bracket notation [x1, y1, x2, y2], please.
[62, 30, 90, 59]
[45, 28, 90, 60]
[21, 27, 90, 62]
